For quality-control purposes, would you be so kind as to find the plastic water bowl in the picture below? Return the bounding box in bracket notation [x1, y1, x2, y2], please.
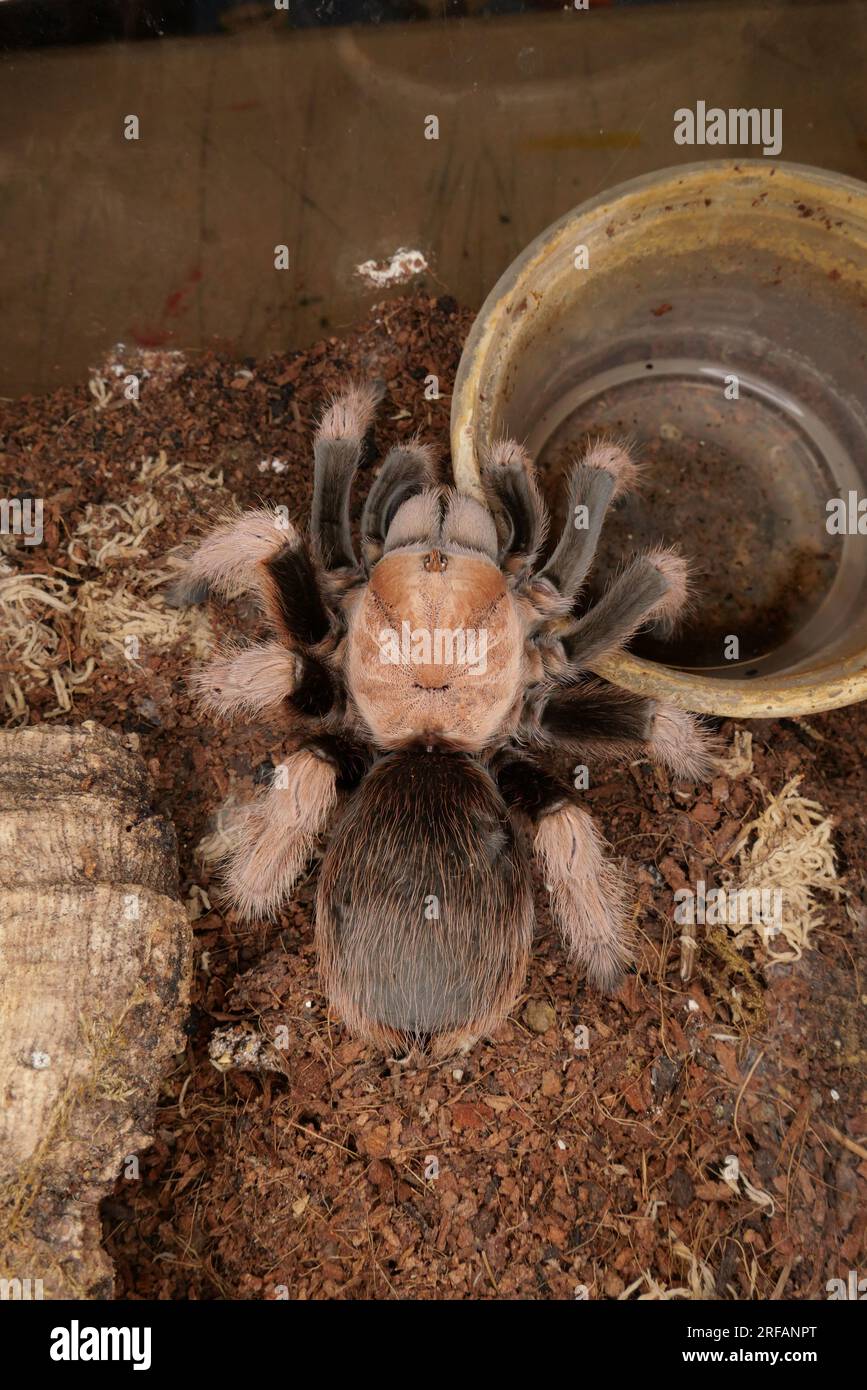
[451, 161, 867, 718]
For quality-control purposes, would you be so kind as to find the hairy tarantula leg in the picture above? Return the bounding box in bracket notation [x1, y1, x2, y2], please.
[538, 440, 640, 599]
[167, 506, 334, 654]
[541, 678, 656, 747]
[312, 381, 382, 570]
[539, 679, 717, 781]
[535, 803, 633, 993]
[264, 536, 332, 647]
[192, 641, 300, 720]
[560, 548, 689, 669]
[224, 748, 338, 920]
[361, 438, 438, 567]
[481, 439, 548, 578]
[496, 757, 632, 994]
[648, 703, 719, 781]
[164, 508, 299, 607]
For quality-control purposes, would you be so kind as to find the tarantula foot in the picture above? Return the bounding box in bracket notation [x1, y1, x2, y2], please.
[480, 438, 547, 574]
[318, 379, 383, 441]
[650, 704, 720, 781]
[581, 437, 642, 498]
[582, 940, 632, 997]
[192, 642, 301, 720]
[642, 545, 691, 636]
[534, 803, 634, 991]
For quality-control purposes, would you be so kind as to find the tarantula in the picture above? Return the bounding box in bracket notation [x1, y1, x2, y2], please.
[170, 383, 712, 1055]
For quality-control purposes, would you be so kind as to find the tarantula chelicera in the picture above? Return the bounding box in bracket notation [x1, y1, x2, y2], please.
[170, 383, 712, 1055]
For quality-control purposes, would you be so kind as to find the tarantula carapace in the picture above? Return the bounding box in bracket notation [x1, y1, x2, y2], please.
[171, 383, 712, 1055]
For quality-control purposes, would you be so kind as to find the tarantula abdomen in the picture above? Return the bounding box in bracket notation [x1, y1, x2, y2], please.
[316, 747, 534, 1055]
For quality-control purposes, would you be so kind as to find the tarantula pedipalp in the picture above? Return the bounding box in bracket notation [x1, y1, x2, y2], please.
[170, 383, 713, 1055]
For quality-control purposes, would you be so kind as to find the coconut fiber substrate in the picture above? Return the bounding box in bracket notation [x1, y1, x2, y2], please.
[1, 293, 865, 1300]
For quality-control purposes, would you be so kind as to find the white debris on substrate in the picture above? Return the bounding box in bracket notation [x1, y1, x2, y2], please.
[209, 1024, 287, 1075]
[717, 728, 754, 780]
[719, 1153, 775, 1215]
[195, 796, 248, 868]
[617, 1238, 716, 1301]
[355, 247, 428, 288]
[88, 344, 187, 411]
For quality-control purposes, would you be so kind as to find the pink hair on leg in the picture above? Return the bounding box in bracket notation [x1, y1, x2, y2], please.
[224, 750, 337, 920]
[485, 438, 533, 472]
[193, 641, 299, 720]
[534, 803, 633, 993]
[649, 704, 718, 781]
[581, 438, 641, 499]
[482, 438, 549, 566]
[642, 546, 691, 631]
[180, 508, 296, 600]
[317, 381, 381, 442]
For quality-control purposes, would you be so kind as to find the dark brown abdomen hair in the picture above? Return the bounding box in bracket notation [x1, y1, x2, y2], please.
[315, 748, 534, 1055]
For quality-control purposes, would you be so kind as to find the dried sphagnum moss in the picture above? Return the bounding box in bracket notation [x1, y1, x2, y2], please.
[721, 774, 839, 964]
[1, 450, 221, 725]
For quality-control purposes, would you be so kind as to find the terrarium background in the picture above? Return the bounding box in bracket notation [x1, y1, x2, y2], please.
[2, 0, 866, 398]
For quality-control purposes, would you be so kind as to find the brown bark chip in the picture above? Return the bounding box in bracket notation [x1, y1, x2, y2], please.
[0, 723, 191, 1297]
